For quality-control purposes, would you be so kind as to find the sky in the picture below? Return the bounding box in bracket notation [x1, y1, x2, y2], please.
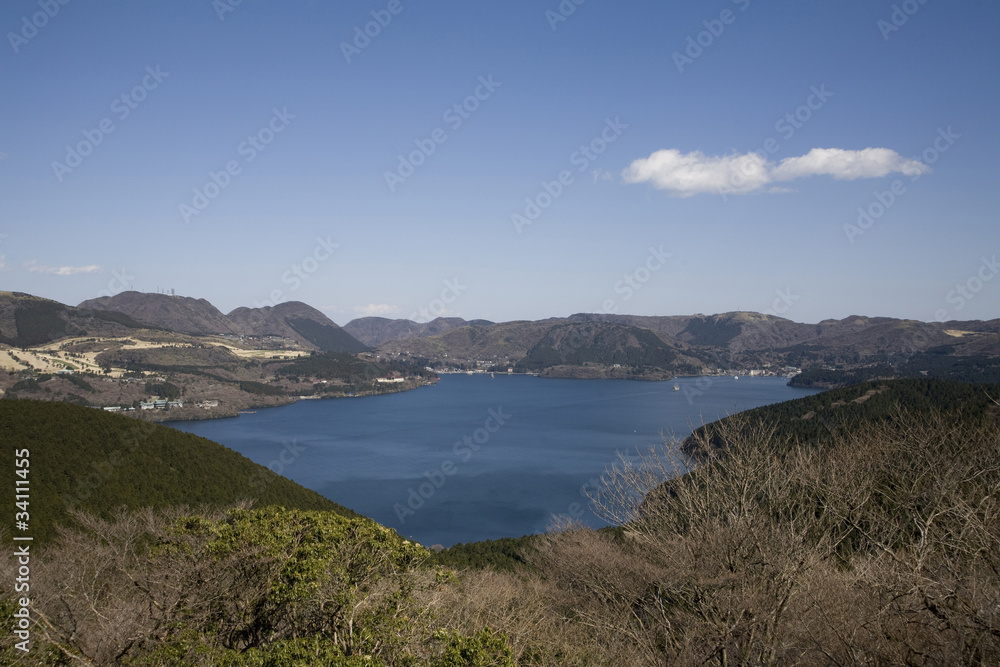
[1, 0, 998, 325]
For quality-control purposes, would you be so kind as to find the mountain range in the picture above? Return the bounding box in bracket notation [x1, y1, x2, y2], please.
[3, 290, 1000, 383]
[78, 291, 368, 353]
[343, 316, 494, 347]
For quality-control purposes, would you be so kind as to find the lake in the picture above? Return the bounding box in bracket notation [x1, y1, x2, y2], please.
[170, 374, 821, 547]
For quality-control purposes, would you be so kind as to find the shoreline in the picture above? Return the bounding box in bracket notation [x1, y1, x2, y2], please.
[160, 373, 803, 424]
[124, 376, 442, 424]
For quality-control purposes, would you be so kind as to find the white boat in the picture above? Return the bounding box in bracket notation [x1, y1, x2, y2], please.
[733, 375, 739, 380]
[673, 384, 680, 391]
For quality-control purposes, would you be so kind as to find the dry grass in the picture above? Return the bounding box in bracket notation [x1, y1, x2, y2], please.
[438, 409, 1000, 665]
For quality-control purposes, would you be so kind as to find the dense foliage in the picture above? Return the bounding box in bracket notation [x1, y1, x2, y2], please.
[237, 380, 288, 396]
[677, 316, 743, 347]
[0, 293, 147, 347]
[431, 536, 538, 572]
[689, 378, 1000, 451]
[790, 350, 1000, 387]
[515, 323, 684, 373]
[285, 317, 371, 354]
[274, 352, 435, 388]
[145, 380, 181, 399]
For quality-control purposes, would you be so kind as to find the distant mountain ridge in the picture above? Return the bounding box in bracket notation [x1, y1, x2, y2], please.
[376, 311, 1000, 379]
[79, 291, 239, 336]
[4, 290, 999, 383]
[227, 301, 368, 353]
[514, 321, 707, 379]
[342, 316, 494, 347]
[0, 291, 148, 347]
[77, 291, 367, 353]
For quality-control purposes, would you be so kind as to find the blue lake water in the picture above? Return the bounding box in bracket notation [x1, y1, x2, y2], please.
[169, 374, 820, 547]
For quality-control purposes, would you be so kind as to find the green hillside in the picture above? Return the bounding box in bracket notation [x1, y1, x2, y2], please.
[0, 291, 148, 347]
[285, 316, 371, 353]
[514, 322, 703, 377]
[687, 378, 1000, 453]
[677, 316, 744, 347]
[0, 399, 356, 544]
[789, 350, 1000, 388]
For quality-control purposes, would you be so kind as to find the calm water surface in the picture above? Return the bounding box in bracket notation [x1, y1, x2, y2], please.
[170, 374, 820, 547]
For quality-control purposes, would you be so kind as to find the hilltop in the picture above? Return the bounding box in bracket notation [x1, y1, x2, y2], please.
[79, 291, 239, 336]
[80, 291, 368, 353]
[343, 315, 494, 347]
[0, 291, 149, 347]
[514, 321, 708, 379]
[0, 292, 433, 419]
[228, 300, 369, 353]
[376, 310, 1000, 382]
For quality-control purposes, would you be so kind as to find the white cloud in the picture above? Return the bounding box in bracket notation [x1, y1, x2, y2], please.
[623, 147, 931, 197]
[353, 303, 400, 317]
[770, 147, 928, 181]
[0, 256, 10, 272]
[23, 260, 102, 276]
[622, 149, 771, 197]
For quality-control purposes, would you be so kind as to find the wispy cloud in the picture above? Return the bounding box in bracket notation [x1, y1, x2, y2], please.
[23, 260, 102, 275]
[622, 147, 930, 197]
[0, 256, 11, 272]
[353, 303, 400, 317]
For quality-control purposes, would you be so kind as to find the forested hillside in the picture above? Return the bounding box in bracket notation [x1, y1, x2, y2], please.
[0, 399, 355, 544]
[688, 377, 1000, 451]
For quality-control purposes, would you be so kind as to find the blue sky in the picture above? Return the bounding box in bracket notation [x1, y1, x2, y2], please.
[2, 0, 998, 325]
